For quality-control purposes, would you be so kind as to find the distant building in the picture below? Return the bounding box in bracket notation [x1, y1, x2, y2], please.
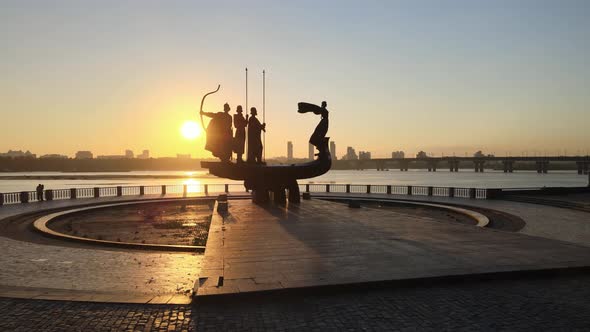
[359, 151, 371, 160]
[308, 143, 314, 161]
[177, 154, 191, 159]
[39, 154, 68, 159]
[416, 151, 428, 159]
[75, 151, 93, 159]
[97, 155, 125, 159]
[330, 141, 337, 160]
[344, 147, 358, 160]
[392, 151, 405, 159]
[125, 150, 134, 159]
[287, 142, 293, 160]
[0, 150, 36, 158]
[137, 150, 150, 159]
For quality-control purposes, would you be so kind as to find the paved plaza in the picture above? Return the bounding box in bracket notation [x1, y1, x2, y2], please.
[0, 193, 589, 330]
[196, 199, 590, 296]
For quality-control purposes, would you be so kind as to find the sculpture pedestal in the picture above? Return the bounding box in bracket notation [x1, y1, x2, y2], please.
[249, 179, 300, 205]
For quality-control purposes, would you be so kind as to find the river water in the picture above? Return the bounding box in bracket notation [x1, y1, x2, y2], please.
[0, 169, 587, 193]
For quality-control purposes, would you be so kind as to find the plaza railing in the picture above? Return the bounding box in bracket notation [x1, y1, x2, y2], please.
[0, 183, 496, 206]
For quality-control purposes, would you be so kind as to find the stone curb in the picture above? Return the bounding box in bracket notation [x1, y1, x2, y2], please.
[32, 198, 220, 252]
[0, 285, 192, 304]
[312, 194, 490, 227]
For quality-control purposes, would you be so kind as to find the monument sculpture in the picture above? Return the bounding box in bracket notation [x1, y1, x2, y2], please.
[199, 85, 331, 204]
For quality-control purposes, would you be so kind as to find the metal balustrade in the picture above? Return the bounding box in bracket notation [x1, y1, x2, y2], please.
[432, 187, 449, 197]
[475, 189, 487, 199]
[144, 186, 162, 195]
[370, 185, 388, 194]
[122, 186, 140, 196]
[53, 189, 71, 200]
[207, 184, 227, 193]
[349, 185, 366, 193]
[328, 184, 347, 193]
[391, 186, 408, 195]
[99, 187, 117, 197]
[411, 186, 429, 196]
[0, 183, 497, 206]
[77, 188, 94, 198]
[454, 188, 471, 198]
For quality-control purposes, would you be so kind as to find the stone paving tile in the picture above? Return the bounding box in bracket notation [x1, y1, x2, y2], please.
[197, 199, 590, 297]
[0, 195, 212, 300]
[2, 274, 590, 331]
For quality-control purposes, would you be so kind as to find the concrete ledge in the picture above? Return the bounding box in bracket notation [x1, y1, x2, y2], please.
[0, 285, 191, 304]
[32, 198, 218, 252]
[195, 264, 590, 302]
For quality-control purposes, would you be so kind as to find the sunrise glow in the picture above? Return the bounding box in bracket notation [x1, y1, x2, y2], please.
[181, 121, 201, 140]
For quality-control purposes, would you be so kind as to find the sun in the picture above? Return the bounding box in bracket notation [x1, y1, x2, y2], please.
[181, 121, 201, 140]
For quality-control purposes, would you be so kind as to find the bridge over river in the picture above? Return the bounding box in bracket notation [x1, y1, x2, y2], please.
[334, 156, 590, 174]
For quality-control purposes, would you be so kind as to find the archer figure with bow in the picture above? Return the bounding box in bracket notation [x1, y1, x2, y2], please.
[199, 85, 233, 163]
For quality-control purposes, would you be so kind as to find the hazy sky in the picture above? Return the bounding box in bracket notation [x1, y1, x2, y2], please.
[1, 0, 589, 158]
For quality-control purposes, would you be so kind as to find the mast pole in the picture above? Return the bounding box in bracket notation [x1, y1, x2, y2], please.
[245, 67, 248, 159]
[263, 69, 266, 161]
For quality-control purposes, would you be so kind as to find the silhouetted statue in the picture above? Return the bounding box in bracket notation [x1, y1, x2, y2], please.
[201, 103, 233, 162]
[233, 105, 248, 163]
[247, 107, 266, 164]
[298, 101, 329, 158]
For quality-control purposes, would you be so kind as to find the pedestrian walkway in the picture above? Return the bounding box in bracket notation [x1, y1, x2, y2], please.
[195, 199, 590, 297]
[316, 192, 590, 246]
[1, 192, 589, 304]
[0, 194, 217, 303]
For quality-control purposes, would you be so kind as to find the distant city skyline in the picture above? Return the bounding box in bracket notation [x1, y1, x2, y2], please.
[1, 1, 589, 158]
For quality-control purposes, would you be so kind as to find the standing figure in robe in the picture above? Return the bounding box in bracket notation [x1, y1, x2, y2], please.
[201, 103, 233, 162]
[247, 107, 266, 164]
[233, 105, 248, 163]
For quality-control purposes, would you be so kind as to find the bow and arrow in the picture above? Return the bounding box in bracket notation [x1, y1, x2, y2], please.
[199, 84, 221, 131]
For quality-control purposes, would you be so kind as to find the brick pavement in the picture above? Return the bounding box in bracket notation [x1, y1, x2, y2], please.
[2, 274, 590, 331]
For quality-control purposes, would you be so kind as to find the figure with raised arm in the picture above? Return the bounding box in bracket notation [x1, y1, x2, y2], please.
[201, 103, 233, 162]
[247, 107, 266, 164]
[298, 101, 329, 158]
[233, 105, 248, 163]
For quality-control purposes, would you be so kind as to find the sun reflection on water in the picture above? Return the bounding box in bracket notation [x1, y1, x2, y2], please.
[182, 178, 202, 193]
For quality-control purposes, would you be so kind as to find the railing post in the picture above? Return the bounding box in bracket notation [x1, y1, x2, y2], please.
[225, 184, 229, 193]
[140, 186, 145, 195]
[366, 185, 371, 194]
[449, 187, 455, 198]
[0, 193, 3, 205]
[346, 184, 350, 193]
[161, 185, 166, 195]
[70, 188, 77, 200]
[486, 188, 501, 199]
[204, 184, 208, 195]
[306, 184, 310, 192]
[387, 185, 391, 195]
[428, 186, 433, 196]
[183, 184, 188, 196]
[469, 188, 476, 199]
[94, 187, 100, 198]
[326, 184, 330, 193]
[407, 185, 412, 195]
[116, 186, 122, 196]
[20, 192, 29, 203]
[46, 189, 53, 201]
